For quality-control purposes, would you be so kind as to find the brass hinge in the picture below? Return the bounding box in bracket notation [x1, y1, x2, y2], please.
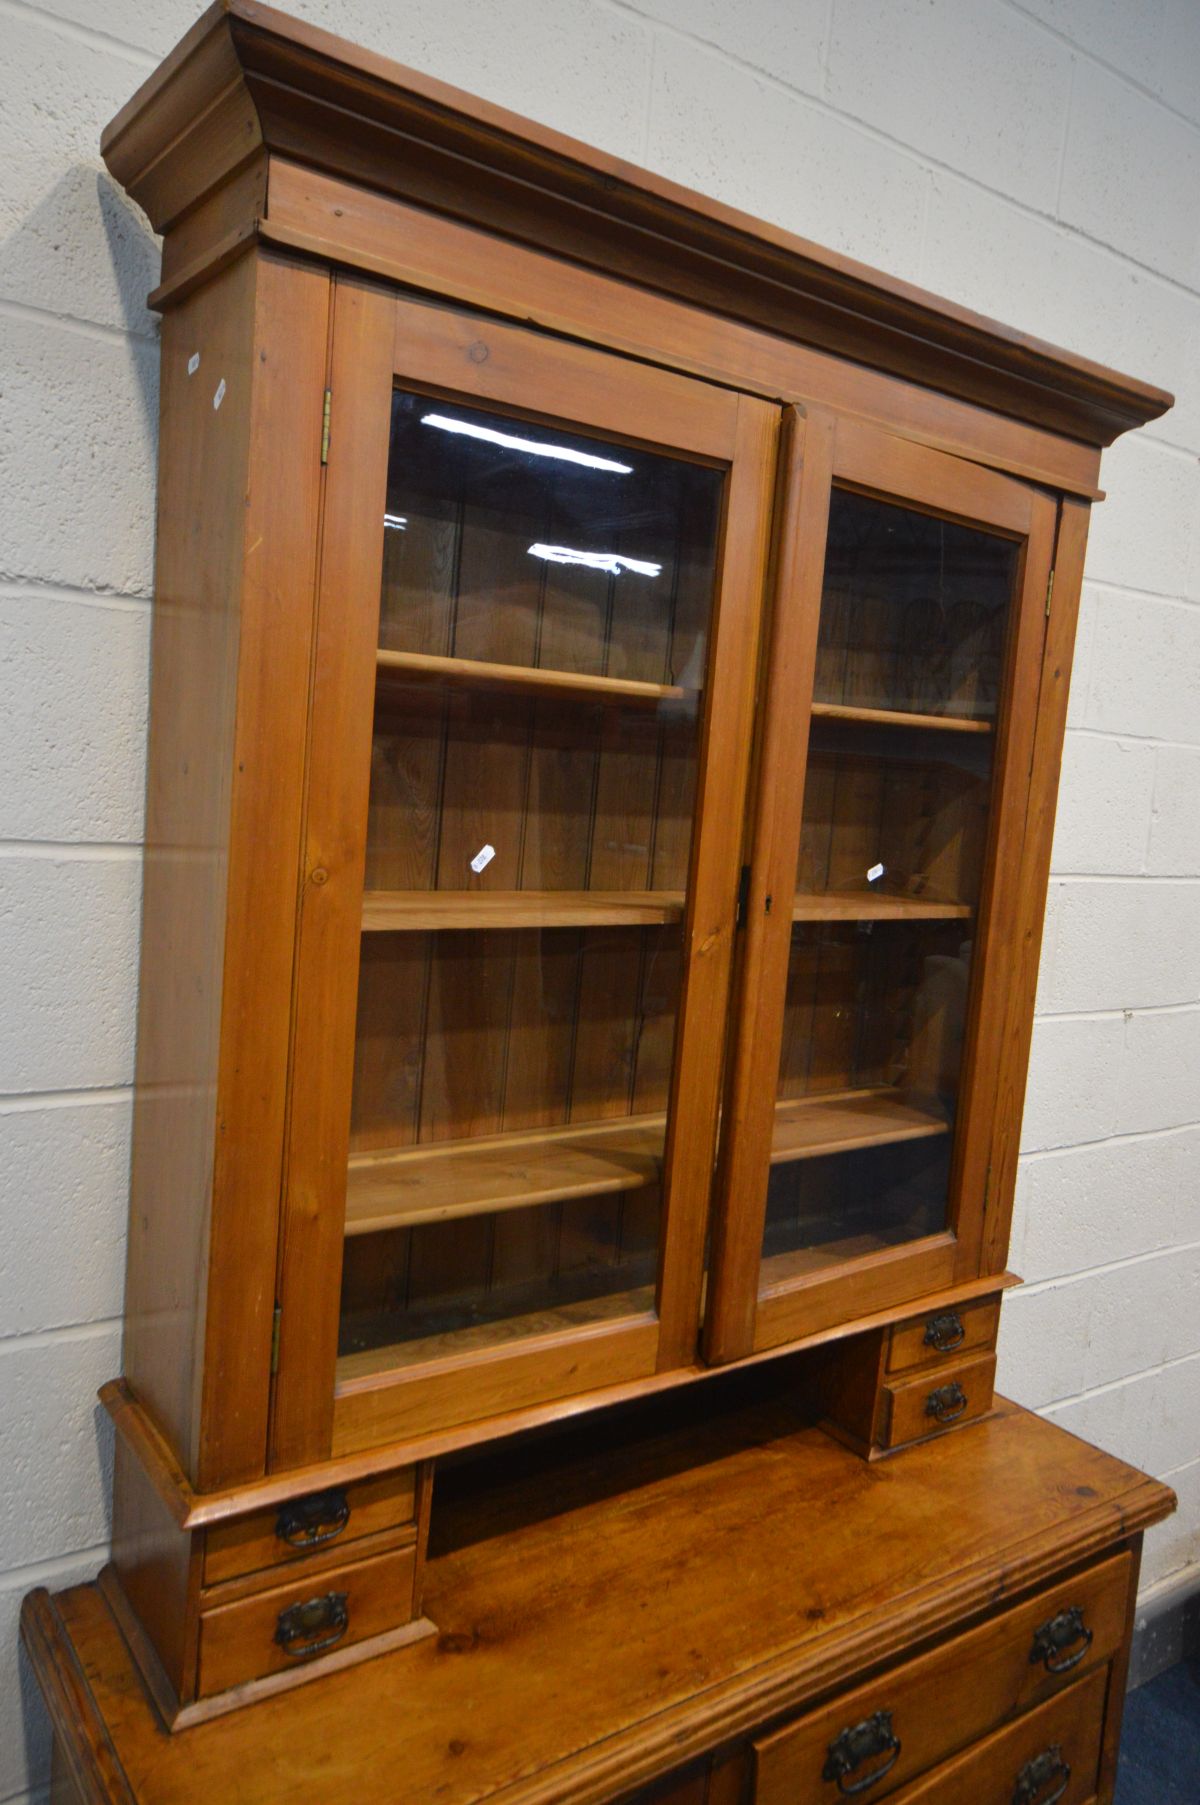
[320, 389, 332, 465]
[270, 1303, 282, 1375]
[1045, 567, 1055, 619]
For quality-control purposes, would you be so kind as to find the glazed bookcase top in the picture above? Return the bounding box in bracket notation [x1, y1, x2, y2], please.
[101, 0, 1171, 447]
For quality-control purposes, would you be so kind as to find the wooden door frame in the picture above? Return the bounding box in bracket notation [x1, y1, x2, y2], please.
[270, 277, 779, 1466]
[705, 416, 1057, 1364]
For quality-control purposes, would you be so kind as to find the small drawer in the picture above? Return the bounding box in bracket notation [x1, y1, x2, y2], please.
[197, 1540, 418, 1699]
[888, 1663, 1107, 1803]
[886, 1299, 1000, 1375]
[203, 1468, 416, 1586]
[753, 1551, 1128, 1805]
[879, 1352, 996, 1450]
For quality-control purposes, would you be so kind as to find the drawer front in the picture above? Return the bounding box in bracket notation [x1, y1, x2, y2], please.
[889, 1663, 1107, 1804]
[887, 1300, 999, 1376]
[197, 1542, 418, 1698]
[881, 1352, 996, 1450]
[203, 1468, 416, 1586]
[753, 1552, 1129, 1805]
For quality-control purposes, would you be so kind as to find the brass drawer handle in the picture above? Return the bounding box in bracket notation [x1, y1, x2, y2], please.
[1012, 1744, 1070, 1805]
[822, 1709, 901, 1795]
[923, 1311, 966, 1353]
[1029, 1605, 1093, 1674]
[276, 1487, 351, 1550]
[925, 1381, 967, 1424]
[274, 1592, 349, 1660]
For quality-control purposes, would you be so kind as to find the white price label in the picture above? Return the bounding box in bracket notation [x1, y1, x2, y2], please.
[470, 844, 496, 873]
[867, 862, 885, 883]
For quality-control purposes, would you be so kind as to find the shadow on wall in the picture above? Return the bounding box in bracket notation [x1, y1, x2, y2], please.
[13, 1404, 115, 1793]
[0, 163, 160, 430]
[0, 160, 154, 1801]
[98, 168, 163, 435]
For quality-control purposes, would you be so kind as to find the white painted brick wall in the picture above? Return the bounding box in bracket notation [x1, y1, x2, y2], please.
[1, 1, 1197, 1797]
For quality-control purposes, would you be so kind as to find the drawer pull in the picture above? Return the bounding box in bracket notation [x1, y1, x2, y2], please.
[1012, 1744, 1070, 1805]
[923, 1311, 966, 1353]
[822, 1710, 901, 1795]
[1029, 1605, 1093, 1674]
[276, 1487, 350, 1550]
[274, 1592, 349, 1660]
[925, 1381, 967, 1424]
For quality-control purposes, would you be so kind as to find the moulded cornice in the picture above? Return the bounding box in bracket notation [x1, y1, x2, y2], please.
[101, 0, 1172, 447]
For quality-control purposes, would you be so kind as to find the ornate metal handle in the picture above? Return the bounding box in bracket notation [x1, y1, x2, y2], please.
[1012, 1744, 1070, 1805]
[925, 1381, 967, 1424]
[822, 1710, 901, 1795]
[1030, 1605, 1093, 1674]
[923, 1310, 966, 1353]
[274, 1592, 349, 1660]
[275, 1487, 350, 1550]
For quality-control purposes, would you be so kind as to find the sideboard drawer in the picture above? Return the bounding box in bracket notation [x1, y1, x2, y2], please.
[879, 1353, 996, 1450]
[196, 1541, 418, 1698]
[203, 1468, 417, 1586]
[753, 1552, 1128, 1804]
[886, 1299, 1000, 1376]
[888, 1663, 1107, 1803]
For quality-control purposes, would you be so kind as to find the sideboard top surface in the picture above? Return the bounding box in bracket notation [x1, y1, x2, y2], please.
[100, 0, 1171, 448]
[24, 1400, 1174, 1805]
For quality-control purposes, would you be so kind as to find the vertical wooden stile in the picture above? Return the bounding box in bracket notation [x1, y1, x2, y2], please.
[653, 396, 781, 1371]
[703, 408, 836, 1364]
[269, 277, 396, 1469]
[978, 496, 1090, 1270]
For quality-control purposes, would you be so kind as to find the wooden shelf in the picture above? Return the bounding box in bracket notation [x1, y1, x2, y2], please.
[376, 647, 695, 706]
[362, 891, 686, 931]
[338, 1280, 658, 1381]
[345, 1088, 949, 1239]
[770, 1087, 950, 1165]
[345, 1114, 668, 1235]
[792, 891, 972, 922]
[811, 701, 994, 734]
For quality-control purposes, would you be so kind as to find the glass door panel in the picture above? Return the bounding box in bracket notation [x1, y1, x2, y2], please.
[272, 289, 774, 1464]
[811, 487, 1013, 725]
[338, 392, 723, 1374]
[704, 412, 1055, 1365]
[761, 488, 1016, 1289]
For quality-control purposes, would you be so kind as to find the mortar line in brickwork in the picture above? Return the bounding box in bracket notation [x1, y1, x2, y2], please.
[0, 296, 159, 350]
[0, 581, 151, 614]
[614, 0, 1200, 306]
[1000, 0, 1200, 137]
[1083, 578, 1200, 608]
[1045, 872, 1200, 886]
[0, 1541, 111, 1599]
[1014, 1240, 1200, 1299]
[1067, 725, 1200, 755]
[0, 0, 155, 67]
[1020, 1119, 1200, 1163]
[1041, 1345, 1200, 1414]
[0, 841, 142, 860]
[0, 1085, 133, 1114]
[0, 1318, 122, 1359]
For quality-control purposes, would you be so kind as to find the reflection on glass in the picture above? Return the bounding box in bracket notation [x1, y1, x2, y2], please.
[338, 392, 723, 1374]
[761, 488, 1019, 1287]
[378, 391, 718, 690]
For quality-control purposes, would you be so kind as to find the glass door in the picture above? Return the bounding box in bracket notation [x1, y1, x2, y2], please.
[271, 282, 777, 1464]
[706, 412, 1058, 1362]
